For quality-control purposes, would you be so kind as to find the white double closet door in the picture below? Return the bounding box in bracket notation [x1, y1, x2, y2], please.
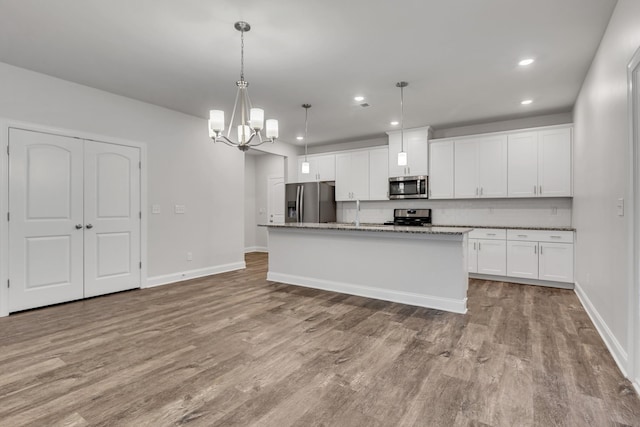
[8, 128, 141, 312]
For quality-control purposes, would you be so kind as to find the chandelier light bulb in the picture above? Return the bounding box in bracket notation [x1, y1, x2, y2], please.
[250, 108, 264, 130]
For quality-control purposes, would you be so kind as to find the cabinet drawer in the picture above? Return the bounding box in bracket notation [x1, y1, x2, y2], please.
[468, 228, 506, 240]
[507, 229, 573, 243]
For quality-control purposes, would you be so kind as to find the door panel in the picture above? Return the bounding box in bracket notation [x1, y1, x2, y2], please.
[83, 141, 140, 297]
[478, 135, 508, 198]
[454, 140, 478, 198]
[477, 239, 506, 275]
[508, 132, 538, 197]
[506, 240, 539, 279]
[538, 128, 572, 197]
[8, 129, 84, 312]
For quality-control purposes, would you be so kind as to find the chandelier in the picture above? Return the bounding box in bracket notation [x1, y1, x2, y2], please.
[208, 21, 278, 152]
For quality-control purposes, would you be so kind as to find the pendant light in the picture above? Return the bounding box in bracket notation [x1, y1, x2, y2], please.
[396, 81, 409, 166]
[301, 104, 311, 174]
[208, 21, 279, 152]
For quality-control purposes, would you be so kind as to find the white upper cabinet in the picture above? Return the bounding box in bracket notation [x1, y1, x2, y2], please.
[335, 151, 369, 201]
[428, 140, 454, 199]
[454, 135, 507, 198]
[508, 127, 572, 197]
[507, 132, 538, 197]
[297, 153, 336, 183]
[387, 127, 430, 177]
[538, 128, 572, 197]
[369, 147, 389, 200]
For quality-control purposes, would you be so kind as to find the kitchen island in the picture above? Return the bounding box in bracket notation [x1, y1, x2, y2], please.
[263, 223, 473, 314]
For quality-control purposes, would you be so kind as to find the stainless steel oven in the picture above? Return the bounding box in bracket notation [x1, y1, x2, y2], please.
[388, 175, 428, 199]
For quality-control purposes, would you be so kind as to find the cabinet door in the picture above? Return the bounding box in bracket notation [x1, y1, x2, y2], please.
[468, 239, 478, 273]
[334, 153, 352, 201]
[506, 240, 539, 279]
[477, 239, 506, 275]
[539, 242, 574, 283]
[350, 151, 370, 200]
[508, 132, 538, 197]
[316, 154, 335, 181]
[429, 141, 454, 199]
[406, 129, 429, 176]
[538, 128, 572, 197]
[297, 156, 318, 183]
[387, 132, 405, 177]
[478, 135, 507, 198]
[454, 140, 478, 198]
[369, 147, 389, 200]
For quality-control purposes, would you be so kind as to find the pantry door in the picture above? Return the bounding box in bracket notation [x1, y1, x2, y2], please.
[83, 141, 141, 298]
[8, 128, 85, 312]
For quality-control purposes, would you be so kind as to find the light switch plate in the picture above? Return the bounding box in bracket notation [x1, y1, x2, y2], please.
[617, 198, 624, 217]
[175, 204, 186, 214]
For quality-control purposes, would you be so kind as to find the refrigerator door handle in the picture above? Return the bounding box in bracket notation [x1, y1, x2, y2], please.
[300, 185, 304, 222]
[296, 185, 301, 223]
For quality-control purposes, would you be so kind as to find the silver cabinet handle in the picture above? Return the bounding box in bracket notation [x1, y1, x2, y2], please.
[480, 187, 484, 196]
[550, 235, 562, 239]
[534, 186, 537, 195]
[517, 234, 527, 238]
[487, 233, 496, 236]
[75, 224, 83, 229]
[475, 188, 479, 196]
[540, 246, 543, 255]
[534, 245, 537, 254]
[539, 185, 542, 194]
[473, 242, 476, 250]
[86, 224, 93, 229]
[478, 242, 481, 251]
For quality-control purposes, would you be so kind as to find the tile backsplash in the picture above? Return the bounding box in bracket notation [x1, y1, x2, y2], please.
[338, 198, 572, 228]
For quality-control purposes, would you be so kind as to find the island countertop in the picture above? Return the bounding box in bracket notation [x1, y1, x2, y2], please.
[261, 222, 473, 235]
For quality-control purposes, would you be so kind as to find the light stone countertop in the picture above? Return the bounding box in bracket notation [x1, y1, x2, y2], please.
[261, 222, 473, 235]
[431, 224, 575, 231]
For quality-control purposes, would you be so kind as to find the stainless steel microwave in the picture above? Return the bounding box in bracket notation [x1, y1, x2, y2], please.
[389, 175, 429, 199]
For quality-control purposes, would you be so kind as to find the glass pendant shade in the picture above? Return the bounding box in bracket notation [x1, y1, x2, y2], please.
[301, 161, 310, 174]
[398, 151, 408, 166]
[266, 119, 279, 138]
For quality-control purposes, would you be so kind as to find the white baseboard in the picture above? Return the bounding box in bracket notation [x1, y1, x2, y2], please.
[145, 261, 246, 288]
[244, 246, 268, 253]
[574, 280, 629, 377]
[267, 272, 467, 314]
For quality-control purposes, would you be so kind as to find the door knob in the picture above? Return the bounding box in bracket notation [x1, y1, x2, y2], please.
[75, 224, 83, 229]
[86, 224, 94, 229]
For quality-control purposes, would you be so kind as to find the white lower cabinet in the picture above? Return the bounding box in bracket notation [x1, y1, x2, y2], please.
[506, 240, 539, 279]
[470, 228, 574, 285]
[468, 229, 506, 275]
[539, 242, 574, 282]
[505, 230, 574, 284]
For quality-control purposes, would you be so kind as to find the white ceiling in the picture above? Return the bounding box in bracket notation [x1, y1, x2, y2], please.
[0, 0, 617, 146]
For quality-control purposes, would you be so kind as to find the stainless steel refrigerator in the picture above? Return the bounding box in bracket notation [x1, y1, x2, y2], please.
[285, 181, 336, 223]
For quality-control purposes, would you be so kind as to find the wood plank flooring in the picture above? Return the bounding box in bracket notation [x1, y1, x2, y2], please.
[1, 252, 639, 426]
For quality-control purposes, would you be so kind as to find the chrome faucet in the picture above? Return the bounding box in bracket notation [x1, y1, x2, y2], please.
[355, 199, 360, 226]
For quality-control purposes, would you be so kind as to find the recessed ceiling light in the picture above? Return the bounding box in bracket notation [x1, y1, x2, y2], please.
[296, 136, 304, 140]
[390, 121, 399, 126]
[519, 58, 535, 66]
[521, 99, 533, 105]
[354, 96, 365, 102]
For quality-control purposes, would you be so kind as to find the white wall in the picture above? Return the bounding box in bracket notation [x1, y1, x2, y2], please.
[244, 155, 257, 251]
[0, 62, 251, 287]
[572, 0, 640, 374]
[339, 198, 572, 228]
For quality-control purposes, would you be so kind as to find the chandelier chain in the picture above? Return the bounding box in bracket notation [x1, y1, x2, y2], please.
[240, 29, 245, 82]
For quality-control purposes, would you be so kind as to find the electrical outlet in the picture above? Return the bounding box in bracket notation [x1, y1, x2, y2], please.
[617, 198, 624, 217]
[175, 204, 186, 214]
[551, 207, 558, 215]
[151, 204, 161, 214]
[187, 252, 193, 261]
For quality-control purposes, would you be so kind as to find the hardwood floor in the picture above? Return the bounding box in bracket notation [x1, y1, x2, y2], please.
[0, 252, 639, 426]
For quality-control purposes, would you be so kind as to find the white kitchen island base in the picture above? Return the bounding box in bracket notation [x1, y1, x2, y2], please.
[265, 224, 471, 314]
